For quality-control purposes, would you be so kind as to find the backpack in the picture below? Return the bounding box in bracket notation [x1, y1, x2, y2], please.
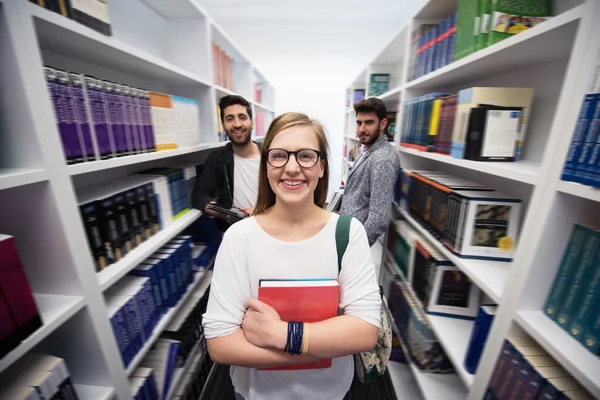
[335, 216, 393, 383]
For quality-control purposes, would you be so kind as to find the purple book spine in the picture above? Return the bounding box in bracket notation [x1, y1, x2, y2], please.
[124, 86, 142, 154]
[133, 89, 148, 153]
[44, 67, 85, 164]
[114, 84, 133, 156]
[103, 81, 127, 156]
[69, 73, 97, 161]
[141, 90, 156, 152]
[84, 76, 115, 159]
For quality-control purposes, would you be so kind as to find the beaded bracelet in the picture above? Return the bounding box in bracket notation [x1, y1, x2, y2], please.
[284, 321, 304, 355]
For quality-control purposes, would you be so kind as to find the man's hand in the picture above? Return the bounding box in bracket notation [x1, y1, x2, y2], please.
[242, 299, 287, 350]
[240, 207, 253, 216]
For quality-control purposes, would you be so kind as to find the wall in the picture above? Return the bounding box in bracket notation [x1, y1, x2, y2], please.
[220, 22, 398, 200]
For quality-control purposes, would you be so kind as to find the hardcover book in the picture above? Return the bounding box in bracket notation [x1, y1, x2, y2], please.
[258, 279, 340, 370]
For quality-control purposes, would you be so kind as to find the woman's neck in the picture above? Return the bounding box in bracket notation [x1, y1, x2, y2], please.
[270, 199, 323, 225]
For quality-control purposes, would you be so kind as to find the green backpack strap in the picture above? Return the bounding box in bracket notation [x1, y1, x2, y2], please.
[335, 216, 352, 274]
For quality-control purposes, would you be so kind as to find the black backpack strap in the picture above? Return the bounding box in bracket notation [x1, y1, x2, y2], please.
[335, 216, 352, 274]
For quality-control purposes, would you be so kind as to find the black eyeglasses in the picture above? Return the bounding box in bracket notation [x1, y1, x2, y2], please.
[265, 148, 322, 168]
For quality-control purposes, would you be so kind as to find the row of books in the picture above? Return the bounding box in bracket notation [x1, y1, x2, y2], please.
[544, 224, 600, 356]
[386, 274, 453, 373]
[0, 235, 42, 360]
[408, 1, 553, 82]
[29, 0, 112, 36]
[212, 42, 236, 92]
[368, 74, 391, 97]
[130, 366, 159, 400]
[561, 52, 600, 188]
[78, 167, 194, 271]
[397, 168, 522, 261]
[409, 13, 457, 80]
[107, 236, 196, 368]
[400, 87, 534, 162]
[387, 221, 481, 320]
[485, 336, 593, 400]
[459, 0, 553, 61]
[345, 89, 366, 108]
[0, 353, 80, 399]
[343, 142, 361, 163]
[44, 67, 202, 165]
[255, 112, 267, 138]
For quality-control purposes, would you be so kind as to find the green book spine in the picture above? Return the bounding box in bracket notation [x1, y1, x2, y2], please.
[583, 301, 600, 355]
[479, 0, 492, 50]
[474, 0, 482, 52]
[489, 0, 553, 46]
[569, 252, 600, 341]
[556, 230, 600, 329]
[455, 0, 468, 60]
[543, 225, 589, 320]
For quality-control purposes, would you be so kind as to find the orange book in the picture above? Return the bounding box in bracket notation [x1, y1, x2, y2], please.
[258, 279, 340, 370]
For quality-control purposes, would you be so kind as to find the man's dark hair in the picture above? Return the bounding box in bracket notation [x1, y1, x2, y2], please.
[353, 98, 387, 121]
[219, 95, 253, 122]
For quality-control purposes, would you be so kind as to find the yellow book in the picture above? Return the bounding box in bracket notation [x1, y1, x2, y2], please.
[428, 99, 442, 148]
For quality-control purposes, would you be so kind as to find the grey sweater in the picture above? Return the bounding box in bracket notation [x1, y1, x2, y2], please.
[340, 136, 400, 246]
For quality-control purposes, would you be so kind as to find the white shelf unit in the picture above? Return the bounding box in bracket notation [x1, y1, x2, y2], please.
[0, 0, 274, 398]
[345, 0, 600, 398]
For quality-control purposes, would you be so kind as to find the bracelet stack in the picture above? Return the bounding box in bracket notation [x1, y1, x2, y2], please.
[284, 321, 309, 356]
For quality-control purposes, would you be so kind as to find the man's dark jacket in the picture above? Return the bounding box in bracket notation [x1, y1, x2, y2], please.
[192, 141, 261, 231]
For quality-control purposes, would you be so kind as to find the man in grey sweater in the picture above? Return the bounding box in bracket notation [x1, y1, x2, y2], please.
[340, 98, 400, 246]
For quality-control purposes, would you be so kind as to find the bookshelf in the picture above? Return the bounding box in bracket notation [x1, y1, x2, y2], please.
[0, 0, 274, 398]
[344, 0, 600, 398]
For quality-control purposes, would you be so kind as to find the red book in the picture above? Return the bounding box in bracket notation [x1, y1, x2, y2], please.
[0, 287, 20, 358]
[0, 235, 42, 343]
[258, 279, 340, 370]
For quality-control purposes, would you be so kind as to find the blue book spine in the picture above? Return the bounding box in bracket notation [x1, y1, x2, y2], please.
[576, 99, 600, 187]
[556, 229, 600, 330]
[109, 307, 132, 367]
[170, 240, 193, 284]
[569, 251, 600, 341]
[447, 13, 457, 65]
[132, 288, 152, 341]
[544, 225, 589, 320]
[147, 257, 176, 307]
[426, 28, 436, 75]
[464, 306, 495, 374]
[439, 18, 450, 70]
[123, 299, 144, 354]
[162, 342, 181, 400]
[149, 260, 169, 308]
[562, 94, 599, 182]
[158, 249, 183, 297]
[583, 299, 600, 355]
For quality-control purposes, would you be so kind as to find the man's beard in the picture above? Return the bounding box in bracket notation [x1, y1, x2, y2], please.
[226, 128, 251, 146]
[359, 132, 379, 147]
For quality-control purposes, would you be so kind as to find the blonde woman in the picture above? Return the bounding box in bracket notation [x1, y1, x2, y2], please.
[202, 112, 381, 399]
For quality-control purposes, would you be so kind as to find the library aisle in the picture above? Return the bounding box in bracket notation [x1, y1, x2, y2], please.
[0, 0, 274, 398]
[343, 0, 600, 399]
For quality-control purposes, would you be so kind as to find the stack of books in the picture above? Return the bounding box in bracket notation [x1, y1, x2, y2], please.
[212, 42, 236, 91]
[129, 367, 159, 400]
[78, 168, 193, 271]
[139, 338, 180, 398]
[0, 353, 80, 399]
[368, 73, 391, 97]
[409, 13, 457, 80]
[408, 1, 554, 81]
[107, 237, 195, 368]
[386, 222, 480, 320]
[29, 0, 112, 36]
[162, 283, 210, 368]
[398, 168, 522, 261]
[0, 235, 42, 359]
[44, 67, 202, 165]
[387, 278, 453, 373]
[485, 336, 593, 399]
[561, 51, 600, 188]
[171, 346, 215, 400]
[400, 87, 534, 162]
[544, 224, 600, 356]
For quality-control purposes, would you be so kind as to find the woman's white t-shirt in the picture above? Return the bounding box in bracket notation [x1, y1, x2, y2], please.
[202, 214, 381, 400]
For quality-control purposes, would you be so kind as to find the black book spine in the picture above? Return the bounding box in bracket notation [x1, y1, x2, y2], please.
[135, 185, 152, 241]
[144, 183, 160, 234]
[98, 196, 124, 263]
[79, 201, 108, 271]
[125, 189, 143, 247]
[111, 193, 133, 254]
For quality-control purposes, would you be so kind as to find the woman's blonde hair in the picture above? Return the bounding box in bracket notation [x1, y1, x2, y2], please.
[253, 112, 330, 215]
